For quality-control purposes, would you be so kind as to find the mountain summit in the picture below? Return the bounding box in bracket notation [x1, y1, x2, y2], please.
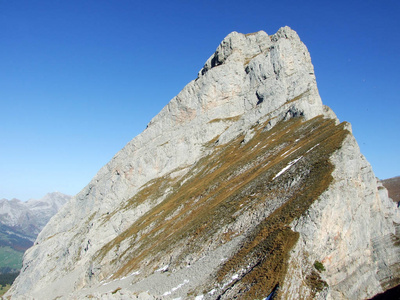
[7, 27, 400, 299]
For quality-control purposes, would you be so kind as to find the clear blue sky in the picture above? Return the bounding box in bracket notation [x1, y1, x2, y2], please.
[1, 0, 399, 201]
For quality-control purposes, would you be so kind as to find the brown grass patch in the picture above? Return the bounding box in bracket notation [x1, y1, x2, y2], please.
[207, 115, 242, 124]
[93, 114, 349, 298]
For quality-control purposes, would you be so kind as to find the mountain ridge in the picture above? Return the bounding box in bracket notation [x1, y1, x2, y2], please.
[0, 192, 70, 275]
[6, 27, 400, 299]
[0, 192, 71, 239]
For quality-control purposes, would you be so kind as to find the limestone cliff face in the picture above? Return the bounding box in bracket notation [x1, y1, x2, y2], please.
[7, 27, 400, 300]
[281, 133, 400, 299]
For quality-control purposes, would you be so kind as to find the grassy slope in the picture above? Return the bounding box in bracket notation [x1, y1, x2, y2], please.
[0, 273, 19, 296]
[0, 284, 12, 297]
[94, 115, 349, 299]
[0, 224, 33, 273]
[0, 247, 23, 271]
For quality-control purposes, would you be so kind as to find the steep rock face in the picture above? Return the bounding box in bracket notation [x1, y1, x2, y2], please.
[7, 27, 400, 299]
[281, 134, 400, 299]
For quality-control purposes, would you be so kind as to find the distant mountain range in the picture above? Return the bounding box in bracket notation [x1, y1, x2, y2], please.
[0, 192, 70, 273]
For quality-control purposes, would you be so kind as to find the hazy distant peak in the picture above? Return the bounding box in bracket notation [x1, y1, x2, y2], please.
[0, 192, 71, 236]
[26, 191, 71, 205]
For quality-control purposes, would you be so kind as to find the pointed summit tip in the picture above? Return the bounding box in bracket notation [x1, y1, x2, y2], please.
[199, 27, 304, 76]
[221, 26, 299, 45]
[272, 26, 301, 41]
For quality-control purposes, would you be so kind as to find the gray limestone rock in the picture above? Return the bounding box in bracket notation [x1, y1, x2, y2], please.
[281, 134, 400, 299]
[6, 27, 400, 300]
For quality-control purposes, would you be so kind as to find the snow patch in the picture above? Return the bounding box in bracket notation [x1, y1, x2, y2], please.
[208, 289, 216, 295]
[156, 265, 169, 272]
[306, 143, 319, 153]
[273, 157, 302, 180]
[162, 279, 189, 296]
[131, 270, 140, 276]
[280, 149, 292, 157]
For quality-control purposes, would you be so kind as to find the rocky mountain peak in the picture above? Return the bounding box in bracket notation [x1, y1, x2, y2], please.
[26, 192, 70, 210]
[199, 30, 270, 74]
[6, 27, 400, 300]
[199, 26, 303, 77]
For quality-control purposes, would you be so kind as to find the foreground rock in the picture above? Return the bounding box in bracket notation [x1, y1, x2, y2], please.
[6, 27, 400, 300]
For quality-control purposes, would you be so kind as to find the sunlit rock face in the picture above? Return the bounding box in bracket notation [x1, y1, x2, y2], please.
[7, 27, 400, 300]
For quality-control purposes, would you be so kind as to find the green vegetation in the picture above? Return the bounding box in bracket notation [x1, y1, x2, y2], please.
[0, 272, 19, 296]
[306, 270, 328, 295]
[0, 224, 33, 274]
[0, 247, 23, 271]
[0, 224, 35, 251]
[93, 114, 349, 298]
[0, 272, 19, 287]
[314, 260, 326, 272]
[0, 284, 12, 297]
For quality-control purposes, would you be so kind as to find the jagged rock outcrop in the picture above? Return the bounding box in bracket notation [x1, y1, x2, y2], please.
[6, 27, 400, 300]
